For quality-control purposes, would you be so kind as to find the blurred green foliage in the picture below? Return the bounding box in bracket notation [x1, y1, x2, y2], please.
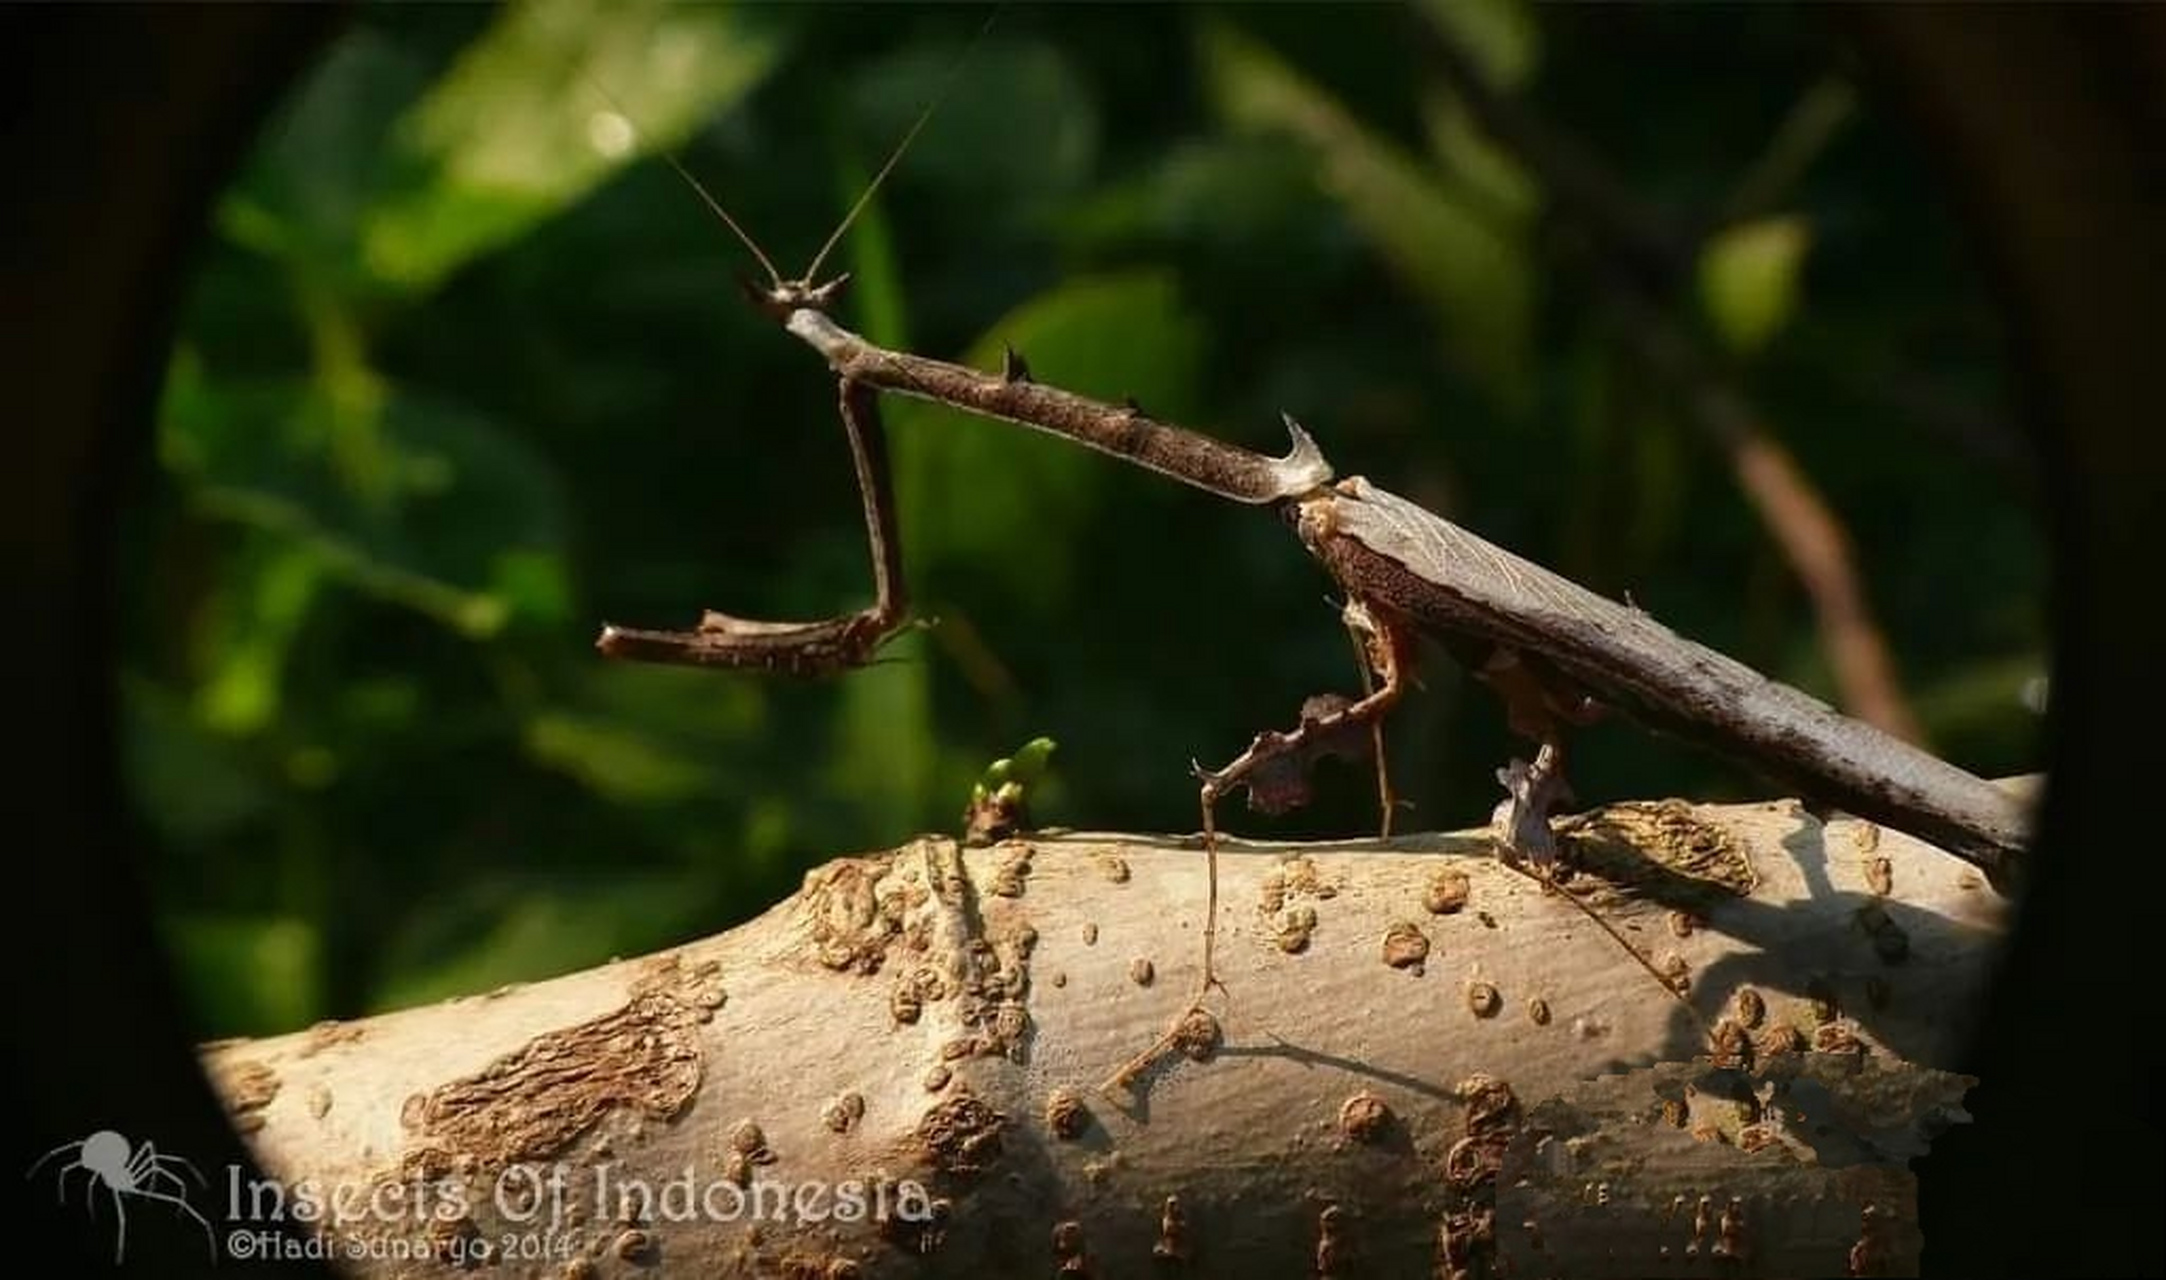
[124, 2, 2045, 1038]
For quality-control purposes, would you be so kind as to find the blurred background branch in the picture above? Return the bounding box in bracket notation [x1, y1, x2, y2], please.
[1415, 9, 1925, 741]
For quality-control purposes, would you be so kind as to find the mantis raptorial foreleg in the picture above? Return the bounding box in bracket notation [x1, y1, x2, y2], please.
[597, 377, 918, 675]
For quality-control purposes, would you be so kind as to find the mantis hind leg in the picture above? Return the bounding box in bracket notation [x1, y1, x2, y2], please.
[1471, 645, 1604, 866]
[1344, 605, 1401, 838]
[1103, 598, 1414, 1097]
[1475, 653, 1719, 1043]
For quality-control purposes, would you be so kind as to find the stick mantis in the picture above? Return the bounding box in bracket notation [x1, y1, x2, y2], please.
[593, 74, 2030, 1087]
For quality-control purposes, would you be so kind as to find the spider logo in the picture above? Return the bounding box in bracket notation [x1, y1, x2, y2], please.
[27, 1129, 216, 1264]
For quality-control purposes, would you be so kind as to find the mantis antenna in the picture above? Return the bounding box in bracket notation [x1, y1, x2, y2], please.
[590, 6, 1000, 291]
[656, 149, 784, 289]
[591, 9, 999, 676]
[799, 6, 1000, 284]
[578, 74, 784, 287]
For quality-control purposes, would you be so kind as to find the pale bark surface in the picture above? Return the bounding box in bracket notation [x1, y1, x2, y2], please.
[203, 792, 2015, 1278]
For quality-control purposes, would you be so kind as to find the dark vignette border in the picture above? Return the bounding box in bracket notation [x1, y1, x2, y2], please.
[5, 5, 2159, 1276]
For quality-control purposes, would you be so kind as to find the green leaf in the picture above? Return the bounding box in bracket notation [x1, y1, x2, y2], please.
[1411, 0, 1543, 232]
[216, 31, 430, 286]
[186, 539, 327, 735]
[1006, 736, 1058, 784]
[1414, 0, 1540, 88]
[373, 874, 712, 1011]
[1698, 215, 1813, 355]
[1910, 654, 2049, 767]
[121, 678, 273, 846]
[363, 0, 786, 292]
[523, 663, 767, 805]
[829, 632, 939, 837]
[1417, 91, 1539, 224]
[1202, 20, 1535, 405]
[161, 370, 570, 636]
[971, 735, 1057, 806]
[524, 712, 714, 805]
[1061, 138, 1349, 282]
[848, 36, 1100, 230]
[165, 915, 324, 1036]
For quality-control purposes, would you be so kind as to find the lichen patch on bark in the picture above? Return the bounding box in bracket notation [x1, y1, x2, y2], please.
[1425, 868, 1472, 915]
[1173, 1008, 1223, 1063]
[298, 1018, 365, 1058]
[1273, 904, 1319, 954]
[802, 854, 905, 975]
[915, 1091, 1005, 1176]
[822, 1091, 866, 1134]
[210, 1057, 280, 1134]
[987, 842, 1033, 898]
[1045, 1088, 1089, 1140]
[1338, 1090, 1394, 1144]
[1560, 800, 1758, 907]
[1381, 921, 1431, 972]
[395, 956, 717, 1175]
[1437, 1073, 1521, 1276]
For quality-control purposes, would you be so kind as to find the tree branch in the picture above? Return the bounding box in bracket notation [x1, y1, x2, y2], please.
[203, 792, 2010, 1276]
